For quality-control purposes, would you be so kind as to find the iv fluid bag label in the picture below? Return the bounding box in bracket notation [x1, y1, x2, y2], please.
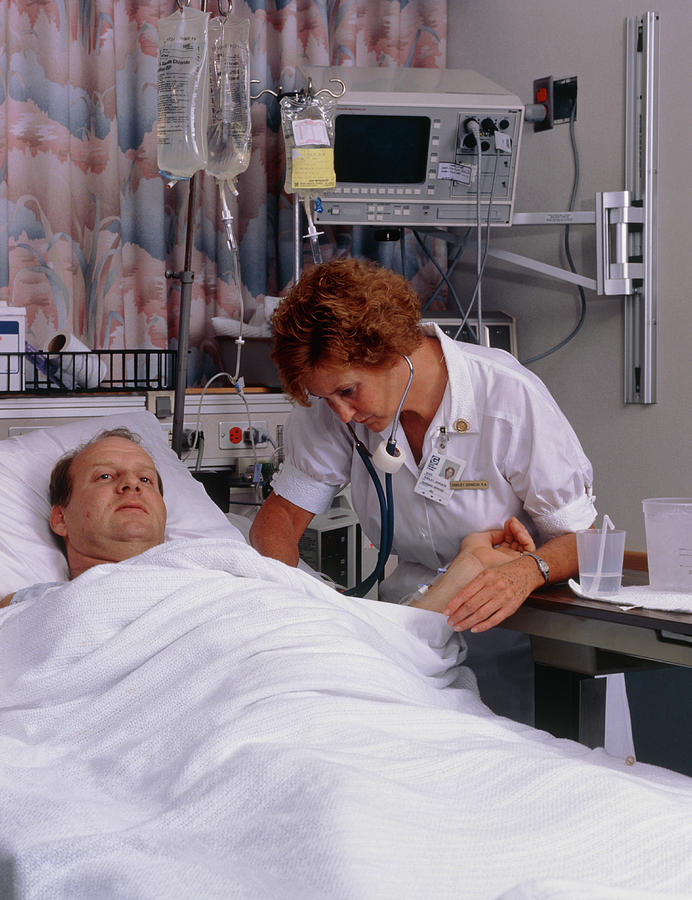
[210, 48, 247, 123]
[292, 118, 330, 147]
[291, 148, 336, 191]
[158, 41, 206, 144]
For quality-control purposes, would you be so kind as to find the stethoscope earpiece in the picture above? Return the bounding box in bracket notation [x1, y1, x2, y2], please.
[372, 440, 407, 474]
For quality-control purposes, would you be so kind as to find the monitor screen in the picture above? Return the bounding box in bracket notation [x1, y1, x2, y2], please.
[334, 114, 431, 185]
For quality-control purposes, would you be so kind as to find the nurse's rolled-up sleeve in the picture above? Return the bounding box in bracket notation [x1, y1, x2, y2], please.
[501, 377, 597, 541]
[531, 491, 597, 539]
[270, 402, 354, 516]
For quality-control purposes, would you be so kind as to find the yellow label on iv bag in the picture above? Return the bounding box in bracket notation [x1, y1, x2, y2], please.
[291, 148, 336, 191]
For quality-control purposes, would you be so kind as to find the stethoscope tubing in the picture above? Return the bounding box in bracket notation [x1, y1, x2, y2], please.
[344, 441, 393, 597]
[343, 355, 412, 597]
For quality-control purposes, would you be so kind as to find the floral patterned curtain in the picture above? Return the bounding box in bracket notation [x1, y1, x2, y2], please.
[0, 0, 447, 384]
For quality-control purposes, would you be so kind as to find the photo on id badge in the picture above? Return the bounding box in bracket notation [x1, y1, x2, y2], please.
[443, 461, 458, 481]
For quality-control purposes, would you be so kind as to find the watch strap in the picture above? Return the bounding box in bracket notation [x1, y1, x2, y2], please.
[521, 551, 550, 585]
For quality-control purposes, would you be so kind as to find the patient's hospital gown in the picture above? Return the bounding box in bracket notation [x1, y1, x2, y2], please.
[271, 322, 597, 725]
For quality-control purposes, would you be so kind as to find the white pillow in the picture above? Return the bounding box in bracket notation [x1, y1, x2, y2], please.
[0, 410, 244, 594]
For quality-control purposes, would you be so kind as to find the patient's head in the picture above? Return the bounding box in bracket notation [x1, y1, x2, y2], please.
[49, 428, 167, 579]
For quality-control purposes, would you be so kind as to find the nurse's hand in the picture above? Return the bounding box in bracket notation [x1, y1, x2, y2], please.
[442, 531, 579, 632]
[410, 518, 534, 616]
[442, 560, 538, 632]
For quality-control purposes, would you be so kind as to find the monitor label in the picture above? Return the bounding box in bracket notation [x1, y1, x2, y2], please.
[437, 162, 474, 185]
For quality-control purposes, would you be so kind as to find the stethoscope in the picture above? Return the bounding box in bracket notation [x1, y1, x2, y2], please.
[344, 355, 414, 597]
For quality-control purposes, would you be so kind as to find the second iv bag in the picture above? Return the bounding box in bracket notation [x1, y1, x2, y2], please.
[280, 92, 335, 264]
[206, 15, 252, 184]
[156, 6, 210, 181]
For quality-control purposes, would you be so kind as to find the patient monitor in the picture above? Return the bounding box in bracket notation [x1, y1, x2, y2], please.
[303, 66, 524, 228]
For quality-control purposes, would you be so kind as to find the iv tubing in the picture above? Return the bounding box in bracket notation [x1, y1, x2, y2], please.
[218, 179, 244, 382]
[303, 198, 323, 265]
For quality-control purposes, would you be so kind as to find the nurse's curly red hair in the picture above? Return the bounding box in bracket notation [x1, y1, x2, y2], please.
[270, 258, 423, 405]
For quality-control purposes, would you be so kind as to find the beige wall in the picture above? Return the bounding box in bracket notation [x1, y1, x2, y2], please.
[447, 0, 692, 551]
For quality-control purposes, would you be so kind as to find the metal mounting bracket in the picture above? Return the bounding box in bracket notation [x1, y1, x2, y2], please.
[595, 190, 644, 296]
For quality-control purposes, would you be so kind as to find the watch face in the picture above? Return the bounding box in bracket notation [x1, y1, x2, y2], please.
[524, 552, 549, 582]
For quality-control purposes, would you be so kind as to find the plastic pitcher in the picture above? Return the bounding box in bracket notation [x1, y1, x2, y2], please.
[642, 498, 692, 592]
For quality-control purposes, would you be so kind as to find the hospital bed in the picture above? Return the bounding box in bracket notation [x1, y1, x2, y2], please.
[1, 411, 691, 900]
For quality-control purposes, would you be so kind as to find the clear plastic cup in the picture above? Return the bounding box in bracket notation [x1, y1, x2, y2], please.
[576, 528, 627, 594]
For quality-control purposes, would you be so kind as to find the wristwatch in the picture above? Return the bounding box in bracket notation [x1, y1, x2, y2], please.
[521, 551, 550, 585]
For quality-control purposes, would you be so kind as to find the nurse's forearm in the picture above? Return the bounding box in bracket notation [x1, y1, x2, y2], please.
[531, 531, 579, 585]
[410, 531, 578, 615]
[249, 493, 314, 566]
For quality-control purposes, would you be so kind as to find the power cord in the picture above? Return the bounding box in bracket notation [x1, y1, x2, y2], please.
[456, 137, 500, 342]
[520, 100, 586, 365]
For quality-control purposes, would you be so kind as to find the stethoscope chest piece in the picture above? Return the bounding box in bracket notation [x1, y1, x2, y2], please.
[372, 439, 407, 473]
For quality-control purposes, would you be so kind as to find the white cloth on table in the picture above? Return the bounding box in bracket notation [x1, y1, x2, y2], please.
[569, 579, 692, 612]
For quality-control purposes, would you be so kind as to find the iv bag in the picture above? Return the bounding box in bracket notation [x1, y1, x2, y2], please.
[156, 6, 210, 181]
[206, 15, 252, 184]
[280, 92, 336, 198]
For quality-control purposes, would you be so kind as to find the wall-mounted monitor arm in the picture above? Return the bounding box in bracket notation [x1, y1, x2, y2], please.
[486, 186, 647, 297]
[483, 12, 659, 404]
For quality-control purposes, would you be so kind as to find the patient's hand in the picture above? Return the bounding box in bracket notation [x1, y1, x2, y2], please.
[406, 518, 535, 614]
[460, 517, 535, 567]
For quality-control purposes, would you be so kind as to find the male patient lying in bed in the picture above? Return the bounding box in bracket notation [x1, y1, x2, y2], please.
[0, 427, 535, 609]
[0, 428, 167, 607]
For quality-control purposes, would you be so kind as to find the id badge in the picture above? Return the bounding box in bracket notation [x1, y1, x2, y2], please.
[413, 450, 466, 506]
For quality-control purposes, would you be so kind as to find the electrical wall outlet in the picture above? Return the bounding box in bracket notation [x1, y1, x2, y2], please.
[533, 76, 553, 132]
[532, 75, 578, 131]
[218, 419, 269, 450]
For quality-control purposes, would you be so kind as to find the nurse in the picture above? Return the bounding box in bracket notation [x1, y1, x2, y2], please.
[250, 258, 597, 723]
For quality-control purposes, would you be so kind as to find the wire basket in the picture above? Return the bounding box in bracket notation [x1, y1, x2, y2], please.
[0, 349, 178, 394]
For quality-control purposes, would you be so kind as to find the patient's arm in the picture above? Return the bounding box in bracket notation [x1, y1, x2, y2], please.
[408, 517, 535, 613]
[0, 593, 14, 608]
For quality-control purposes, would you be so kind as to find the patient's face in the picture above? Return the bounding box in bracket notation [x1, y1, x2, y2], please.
[49, 437, 167, 577]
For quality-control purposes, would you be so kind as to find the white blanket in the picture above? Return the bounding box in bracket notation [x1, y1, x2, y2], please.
[1, 537, 691, 900]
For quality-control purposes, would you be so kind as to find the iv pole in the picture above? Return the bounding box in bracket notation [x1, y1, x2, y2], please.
[168, 175, 198, 459]
[167, 0, 208, 459]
